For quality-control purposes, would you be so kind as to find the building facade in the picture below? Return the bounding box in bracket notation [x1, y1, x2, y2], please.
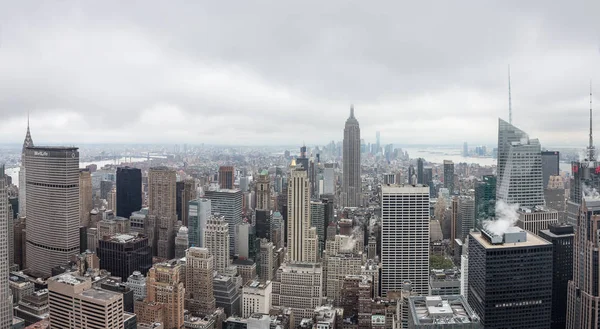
[342, 106, 361, 207]
[287, 165, 318, 263]
[0, 165, 13, 327]
[116, 167, 142, 219]
[205, 189, 243, 257]
[205, 214, 230, 273]
[185, 247, 216, 316]
[97, 233, 152, 281]
[219, 166, 235, 190]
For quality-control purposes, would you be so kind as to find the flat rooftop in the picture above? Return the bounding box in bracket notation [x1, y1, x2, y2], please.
[409, 296, 479, 325]
[80, 288, 122, 301]
[471, 231, 551, 249]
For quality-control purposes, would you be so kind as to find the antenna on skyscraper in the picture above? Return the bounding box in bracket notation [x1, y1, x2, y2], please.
[589, 80, 595, 161]
[508, 65, 512, 124]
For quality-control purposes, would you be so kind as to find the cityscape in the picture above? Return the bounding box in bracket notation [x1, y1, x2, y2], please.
[2, 2, 600, 329]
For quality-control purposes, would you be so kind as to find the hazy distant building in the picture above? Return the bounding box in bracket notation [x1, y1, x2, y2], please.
[219, 166, 235, 190]
[205, 189, 243, 257]
[381, 185, 430, 296]
[497, 119, 545, 207]
[469, 229, 552, 329]
[188, 198, 211, 248]
[185, 247, 215, 316]
[255, 171, 271, 211]
[443, 160, 454, 194]
[25, 146, 80, 276]
[323, 163, 335, 196]
[342, 105, 361, 207]
[79, 169, 93, 227]
[539, 223, 574, 329]
[542, 151, 560, 189]
[417, 158, 424, 185]
[176, 179, 196, 226]
[287, 164, 318, 263]
[0, 165, 13, 327]
[116, 167, 142, 219]
[18, 121, 34, 217]
[310, 201, 326, 255]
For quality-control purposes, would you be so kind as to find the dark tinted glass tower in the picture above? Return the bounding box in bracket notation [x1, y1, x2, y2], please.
[417, 158, 424, 185]
[539, 223, 574, 329]
[474, 175, 496, 229]
[116, 167, 142, 219]
[443, 160, 454, 194]
[97, 234, 152, 281]
[468, 230, 552, 329]
[541, 151, 560, 188]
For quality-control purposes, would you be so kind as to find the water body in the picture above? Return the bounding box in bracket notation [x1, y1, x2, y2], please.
[5, 157, 147, 187]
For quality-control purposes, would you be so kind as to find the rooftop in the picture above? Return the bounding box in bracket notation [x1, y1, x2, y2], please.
[471, 230, 551, 249]
[409, 295, 479, 325]
[104, 233, 145, 243]
[80, 287, 122, 301]
[52, 273, 87, 286]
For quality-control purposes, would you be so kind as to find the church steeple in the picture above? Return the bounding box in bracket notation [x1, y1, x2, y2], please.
[22, 112, 34, 155]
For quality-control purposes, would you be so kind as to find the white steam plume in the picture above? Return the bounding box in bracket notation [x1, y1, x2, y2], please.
[482, 200, 519, 236]
[583, 184, 600, 199]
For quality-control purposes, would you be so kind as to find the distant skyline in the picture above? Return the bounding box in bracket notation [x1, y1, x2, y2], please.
[1, 1, 600, 146]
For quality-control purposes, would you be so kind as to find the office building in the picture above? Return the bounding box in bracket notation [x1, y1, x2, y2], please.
[407, 295, 481, 328]
[79, 169, 93, 227]
[271, 263, 323, 327]
[116, 167, 142, 219]
[18, 121, 34, 217]
[174, 226, 189, 259]
[100, 279, 134, 313]
[188, 198, 211, 248]
[456, 196, 474, 241]
[381, 185, 430, 296]
[539, 223, 574, 329]
[545, 176, 566, 221]
[205, 214, 230, 272]
[242, 280, 272, 318]
[25, 146, 80, 276]
[205, 189, 243, 257]
[408, 165, 416, 185]
[310, 201, 326, 255]
[143, 261, 185, 329]
[383, 173, 396, 185]
[48, 273, 124, 329]
[213, 274, 241, 317]
[185, 247, 216, 316]
[124, 271, 146, 301]
[325, 250, 363, 306]
[287, 164, 318, 263]
[107, 186, 117, 212]
[176, 179, 196, 226]
[516, 206, 559, 235]
[0, 165, 13, 327]
[219, 166, 235, 190]
[236, 222, 255, 259]
[255, 209, 270, 241]
[97, 233, 152, 281]
[148, 167, 177, 259]
[429, 269, 461, 296]
[14, 288, 48, 326]
[255, 171, 271, 211]
[258, 239, 274, 282]
[340, 275, 372, 328]
[417, 158, 424, 185]
[474, 175, 496, 228]
[468, 229, 552, 329]
[443, 160, 454, 194]
[541, 151, 560, 189]
[323, 163, 335, 196]
[496, 119, 545, 207]
[342, 105, 361, 207]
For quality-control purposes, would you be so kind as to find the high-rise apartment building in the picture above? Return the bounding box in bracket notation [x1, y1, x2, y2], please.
[0, 165, 13, 328]
[443, 160, 454, 194]
[188, 198, 211, 248]
[176, 179, 196, 226]
[541, 151, 560, 188]
[148, 167, 177, 259]
[48, 273, 124, 329]
[342, 106, 361, 207]
[185, 247, 216, 316]
[271, 263, 323, 327]
[79, 169, 93, 227]
[18, 121, 34, 217]
[255, 171, 271, 211]
[205, 189, 243, 256]
[381, 185, 430, 296]
[287, 165, 318, 263]
[219, 166, 235, 190]
[496, 119, 545, 207]
[25, 146, 80, 276]
[97, 233, 152, 281]
[116, 167, 142, 219]
[469, 229, 552, 329]
[204, 214, 230, 272]
[539, 223, 574, 329]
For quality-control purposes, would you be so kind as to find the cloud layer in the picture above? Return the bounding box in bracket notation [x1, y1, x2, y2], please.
[1, 1, 600, 146]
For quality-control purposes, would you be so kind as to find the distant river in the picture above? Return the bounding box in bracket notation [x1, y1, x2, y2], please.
[5, 157, 147, 187]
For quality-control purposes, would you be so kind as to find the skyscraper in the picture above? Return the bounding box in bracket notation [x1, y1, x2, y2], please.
[205, 189, 243, 257]
[176, 179, 196, 226]
[417, 158, 424, 185]
[18, 119, 34, 217]
[342, 105, 361, 207]
[148, 166, 177, 259]
[323, 163, 335, 196]
[219, 166, 235, 190]
[287, 164, 318, 263]
[468, 229, 552, 329]
[97, 233, 152, 281]
[541, 151, 560, 188]
[0, 165, 13, 327]
[79, 169, 93, 227]
[188, 198, 211, 248]
[144, 261, 185, 329]
[497, 119, 545, 207]
[185, 247, 215, 316]
[25, 146, 80, 276]
[474, 175, 496, 229]
[116, 167, 142, 219]
[204, 214, 230, 273]
[255, 170, 271, 211]
[381, 185, 430, 296]
[443, 160, 454, 194]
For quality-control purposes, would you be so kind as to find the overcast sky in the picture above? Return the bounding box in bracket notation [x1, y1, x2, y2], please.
[1, 1, 600, 147]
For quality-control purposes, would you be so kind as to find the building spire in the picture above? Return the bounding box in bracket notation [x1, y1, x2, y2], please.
[508, 65, 512, 124]
[350, 104, 354, 118]
[22, 111, 34, 155]
[589, 80, 595, 161]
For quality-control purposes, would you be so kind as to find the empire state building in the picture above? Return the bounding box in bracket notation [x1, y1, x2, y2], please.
[342, 105, 361, 207]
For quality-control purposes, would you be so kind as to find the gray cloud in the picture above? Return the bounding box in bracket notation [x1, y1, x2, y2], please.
[1, 0, 600, 146]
